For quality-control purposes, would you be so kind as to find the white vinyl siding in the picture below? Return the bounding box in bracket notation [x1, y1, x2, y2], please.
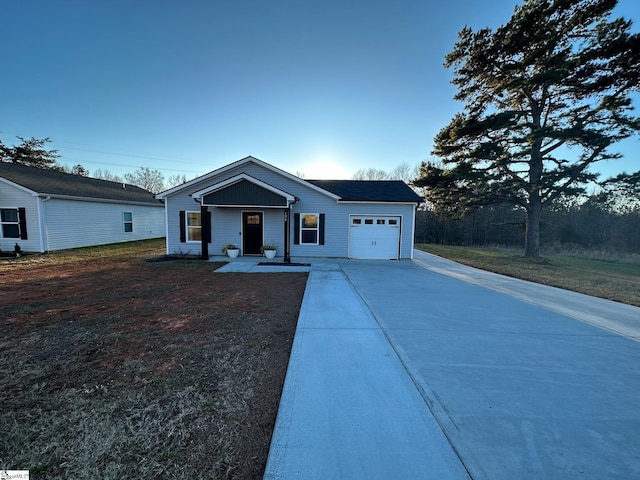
[42, 199, 164, 251]
[1, 178, 165, 253]
[261, 209, 284, 256]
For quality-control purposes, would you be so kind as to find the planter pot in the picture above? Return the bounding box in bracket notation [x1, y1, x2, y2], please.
[263, 249, 276, 259]
[226, 249, 240, 258]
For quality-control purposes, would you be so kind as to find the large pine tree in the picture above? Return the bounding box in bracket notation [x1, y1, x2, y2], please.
[415, 0, 640, 257]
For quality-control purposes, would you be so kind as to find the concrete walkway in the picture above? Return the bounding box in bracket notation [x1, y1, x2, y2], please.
[250, 251, 640, 479]
[263, 260, 470, 479]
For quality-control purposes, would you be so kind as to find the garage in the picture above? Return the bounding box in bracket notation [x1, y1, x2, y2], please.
[349, 215, 401, 259]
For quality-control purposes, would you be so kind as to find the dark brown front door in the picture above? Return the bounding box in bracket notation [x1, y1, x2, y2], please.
[242, 211, 263, 255]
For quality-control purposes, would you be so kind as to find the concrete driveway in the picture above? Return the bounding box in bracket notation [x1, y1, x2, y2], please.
[264, 251, 640, 479]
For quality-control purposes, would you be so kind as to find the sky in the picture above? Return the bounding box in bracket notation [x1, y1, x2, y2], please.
[2, 0, 639, 183]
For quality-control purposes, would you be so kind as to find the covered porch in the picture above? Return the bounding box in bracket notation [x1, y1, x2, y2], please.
[190, 173, 297, 261]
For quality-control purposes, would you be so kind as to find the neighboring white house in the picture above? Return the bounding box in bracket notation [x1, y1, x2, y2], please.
[0, 162, 165, 253]
[156, 156, 423, 260]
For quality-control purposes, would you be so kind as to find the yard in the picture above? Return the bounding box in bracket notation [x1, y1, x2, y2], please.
[0, 239, 307, 479]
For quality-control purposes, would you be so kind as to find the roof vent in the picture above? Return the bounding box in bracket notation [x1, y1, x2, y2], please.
[122, 183, 126, 189]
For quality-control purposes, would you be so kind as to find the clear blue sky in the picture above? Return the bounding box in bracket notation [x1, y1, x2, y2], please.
[2, 0, 639, 181]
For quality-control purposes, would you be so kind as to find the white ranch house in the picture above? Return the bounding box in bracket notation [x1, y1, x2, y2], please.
[157, 156, 423, 260]
[0, 162, 165, 253]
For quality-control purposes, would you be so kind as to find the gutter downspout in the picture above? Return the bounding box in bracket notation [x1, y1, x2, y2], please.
[163, 197, 170, 255]
[410, 203, 417, 260]
[37, 195, 51, 253]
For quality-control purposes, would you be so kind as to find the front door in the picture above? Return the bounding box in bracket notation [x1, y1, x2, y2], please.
[242, 211, 263, 255]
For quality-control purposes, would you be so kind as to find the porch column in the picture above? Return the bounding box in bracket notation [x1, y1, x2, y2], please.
[200, 204, 209, 260]
[283, 208, 291, 263]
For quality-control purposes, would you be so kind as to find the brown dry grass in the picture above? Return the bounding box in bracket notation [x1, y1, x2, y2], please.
[0, 239, 307, 479]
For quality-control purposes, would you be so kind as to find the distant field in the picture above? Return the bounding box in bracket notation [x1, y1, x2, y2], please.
[415, 244, 640, 307]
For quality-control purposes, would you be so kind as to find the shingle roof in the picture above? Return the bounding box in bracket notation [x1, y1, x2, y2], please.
[306, 179, 423, 203]
[0, 162, 162, 206]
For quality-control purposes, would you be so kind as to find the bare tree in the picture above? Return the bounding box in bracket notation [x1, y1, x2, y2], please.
[59, 164, 90, 176]
[124, 167, 165, 194]
[353, 163, 421, 181]
[93, 169, 123, 183]
[389, 162, 419, 182]
[166, 174, 188, 188]
[352, 168, 390, 180]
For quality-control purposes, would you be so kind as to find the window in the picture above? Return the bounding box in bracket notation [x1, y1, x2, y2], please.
[389, 219, 398, 225]
[352, 218, 361, 225]
[364, 219, 373, 225]
[186, 211, 201, 242]
[1, 209, 20, 238]
[123, 212, 133, 233]
[245, 214, 260, 225]
[300, 213, 319, 244]
[377, 219, 385, 225]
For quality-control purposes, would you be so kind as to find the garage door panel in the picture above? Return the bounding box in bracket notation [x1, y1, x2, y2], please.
[349, 215, 400, 260]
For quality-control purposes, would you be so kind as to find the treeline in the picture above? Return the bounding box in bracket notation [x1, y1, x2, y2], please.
[416, 190, 640, 255]
[354, 160, 640, 255]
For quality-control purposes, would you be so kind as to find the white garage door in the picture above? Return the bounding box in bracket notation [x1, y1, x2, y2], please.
[349, 215, 401, 259]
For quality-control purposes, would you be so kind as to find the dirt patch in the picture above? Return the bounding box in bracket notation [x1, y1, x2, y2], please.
[0, 243, 307, 479]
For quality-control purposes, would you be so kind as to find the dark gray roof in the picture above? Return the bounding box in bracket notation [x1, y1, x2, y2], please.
[0, 162, 162, 206]
[306, 179, 423, 203]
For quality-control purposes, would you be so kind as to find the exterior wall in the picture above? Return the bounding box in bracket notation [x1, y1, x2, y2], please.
[290, 201, 415, 258]
[165, 162, 340, 257]
[42, 198, 165, 251]
[165, 195, 202, 255]
[0, 183, 41, 253]
[163, 160, 417, 259]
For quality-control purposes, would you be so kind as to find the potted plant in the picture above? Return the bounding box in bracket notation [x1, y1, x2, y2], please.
[222, 243, 240, 258]
[260, 243, 277, 259]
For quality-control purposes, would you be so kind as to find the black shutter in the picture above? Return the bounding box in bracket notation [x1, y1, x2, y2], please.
[179, 211, 186, 243]
[319, 213, 325, 245]
[293, 213, 300, 245]
[18, 207, 28, 240]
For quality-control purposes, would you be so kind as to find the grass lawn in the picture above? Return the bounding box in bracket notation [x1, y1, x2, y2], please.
[0, 239, 307, 479]
[415, 243, 640, 307]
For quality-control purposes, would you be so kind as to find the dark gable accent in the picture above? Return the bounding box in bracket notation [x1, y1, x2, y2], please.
[202, 179, 288, 206]
[306, 180, 423, 203]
